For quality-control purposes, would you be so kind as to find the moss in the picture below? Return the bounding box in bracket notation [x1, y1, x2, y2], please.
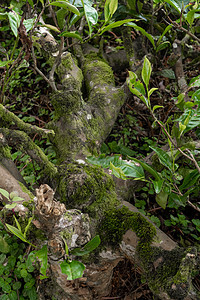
[57, 162, 119, 220]
[18, 181, 35, 201]
[0, 145, 12, 160]
[51, 87, 81, 119]
[83, 55, 115, 93]
[99, 206, 156, 257]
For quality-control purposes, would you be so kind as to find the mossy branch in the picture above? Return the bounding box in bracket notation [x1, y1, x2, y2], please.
[0, 104, 54, 138]
[0, 128, 57, 178]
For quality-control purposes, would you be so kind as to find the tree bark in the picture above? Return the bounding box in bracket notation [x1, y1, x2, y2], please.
[0, 29, 199, 300]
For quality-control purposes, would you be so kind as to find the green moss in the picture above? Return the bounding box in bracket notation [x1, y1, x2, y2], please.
[51, 88, 81, 119]
[18, 181, 35, 201]
[83, 55, 115, 93]
[0, 145, 12, 160]
[57, 162, 119, 220]
[99, 206, 156, 257]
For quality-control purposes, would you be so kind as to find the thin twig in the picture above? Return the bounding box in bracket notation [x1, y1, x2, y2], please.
[49, 36, 64, 90]
[167, 15, 200, 44]
[187, 199, 200, 212]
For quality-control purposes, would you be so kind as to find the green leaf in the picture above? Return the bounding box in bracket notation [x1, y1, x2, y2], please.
[179, 169, 200, 191]
[71, 235, 101, 256]
[156, 41, 170, 52]
[0, 188, 10, 200]
[192, 219, 200, 227]
[23, 18, 36, 32]
[164, 0, 183, 14]
[186, 9, 195, 25]
[157, 24, 172, 45]
[81, 1, 98, 36]
[8, 11, 20, 37]
[100, 19, 135, 35]
[150, 146, 174, 172]
[0, 236, 10, 254]
[0, 60, 14, 67]
[126, 22, 155, 49]
[158, 68, 175, 79]
[4, 203, 18, 210]
[152, 105, 163, 112]
[13, 215, 22, 232]
[109, 0, 118, 17]
[110, 162, 127, 180]
[148, 87, 158, 98]
[59, 31, 83, 41]
[12, 196, 24, 202]
[128, 156, 162, 181]
[127, 73, 149, 107]
[5, 224, 34, 246]
[56, 8, 68, 29]
[40, 24, 60, 33]
[24, 217, 33, 238]
[175, 107, 200, 133]
[60, 260, 85, 280]
[156, 190, 168, 209]
[191, 89, 200, 102]
[142, 56, 152, 89]
[151, 178, 164, 194]
[35, 245, 48, 279]
[50, 1, 80, 16]
[189, 75, 200, 88]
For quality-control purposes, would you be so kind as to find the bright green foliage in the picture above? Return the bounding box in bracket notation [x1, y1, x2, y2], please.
[0, 221, 38, 299]
[60, 235, 101, 280]
[60, 260, 85, 280]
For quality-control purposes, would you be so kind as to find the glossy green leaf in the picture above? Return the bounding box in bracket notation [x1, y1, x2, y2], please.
[5, 224, 34, 246]
[82, 1, 98, 36]
[109, 0, 118, 17]
[60, 260, 85, 280]
[126, 22, 155, 49]
[152, 105, 163, 112]
[128, 156, 162, 181]
[23, 18, 36, 32]
[69, 11, 84, 27]
[0, 188, 10, 200]
[142, 56, 152, 89]
[156, 190, 168, 209]
[189, 75, 200, 88]
[56, 8, 67, 30]
[104, 0, 110, 23]
[176, 108, 200, 133]
[128, 75, 149, 107]
[50, 1, 80, 16]
[179, 170, 200, 191]
[71, 235, 101, 256]
[186, 9, 195, 25]
[192, 89, 200, 102]
[35, 245, 48, 279]
[100, 19, 134, 35]
[148, 88, 158, 98]
[156, 41, 170, 52]
[151, 178, 164, 194]
[150, 146, 173, 172]
[8, 11, 20, 37]
[59, 31, 83, 41]
[157, 24, 172, 45]
[164, 0, 183, 14]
